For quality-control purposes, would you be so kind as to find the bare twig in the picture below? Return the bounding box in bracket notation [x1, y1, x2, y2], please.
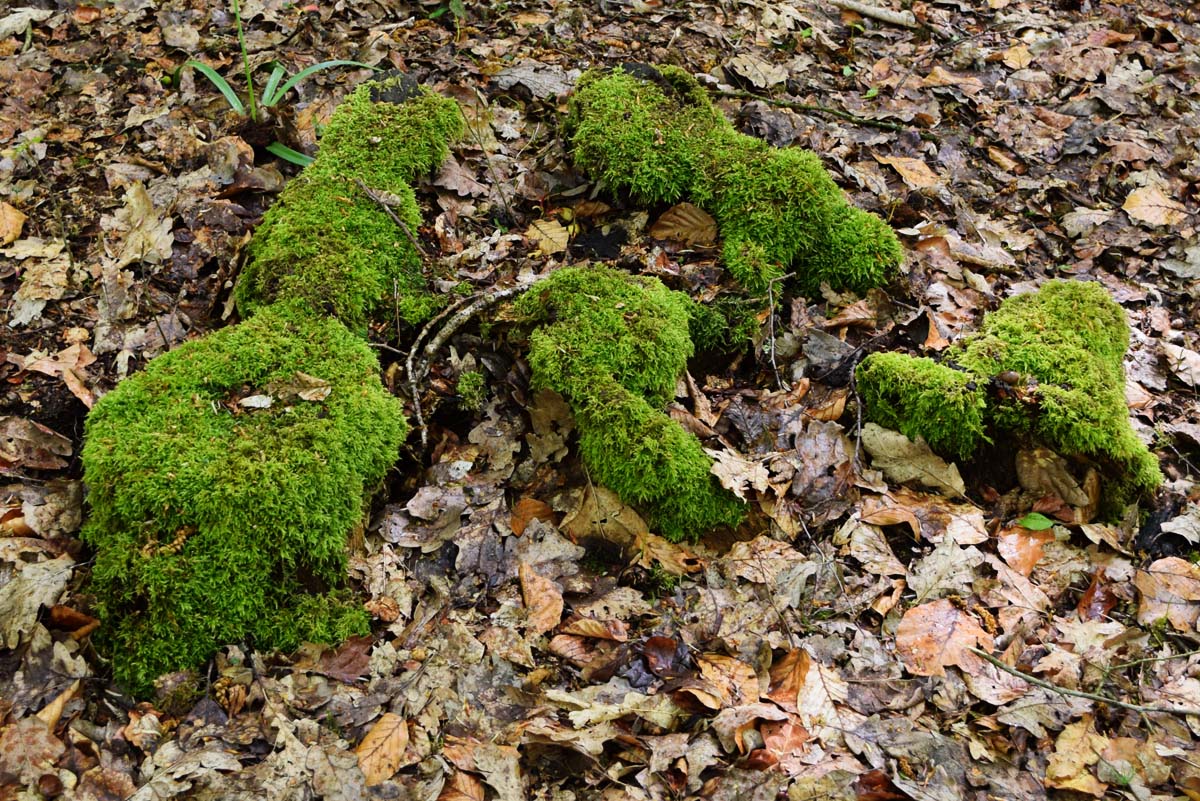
[765, 272, 796, 391]
[968, 647, 1200, 717]
[354, 177, 428, 259]
[712, 89, 939, 142]
[829, 0, 919, 29]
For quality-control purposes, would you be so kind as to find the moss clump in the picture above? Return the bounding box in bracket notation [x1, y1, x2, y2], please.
[515, 265, 744, 541]
[856, 280, 1162, 497]
[81, 303, 404, 694]
[235, 78, 463, 333]
[856, 353, 987, 461]
[567, 65, 903, 294]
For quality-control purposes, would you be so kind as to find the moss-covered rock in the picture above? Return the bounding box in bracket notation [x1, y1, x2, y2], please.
[235, 78, 463, 333]
[567, 65, 903, 294]
[82, 303, 404, 694]
[856, 280, 1162, 498]
[514, 265, 745, 541]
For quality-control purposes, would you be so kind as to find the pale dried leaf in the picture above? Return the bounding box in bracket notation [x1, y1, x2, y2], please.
[355, 713, 409, 786]
[697, 654, 760, 707]
[519, 561, 563, 637]
[1122, 185, 1187, 227]
[705, 448, 770, 501]
[0, 201, 26, 245]
[861, 423, 965, 497]
[1162, 342, 1200, 388]
[0, 416, 72, 471]
[834, 518, 906, 577]
[875, 155, 941, 189]
[649, 202, 717, 245]
[908, 537, 984, 600]
[727, 54, 788, 88]
[1045, 717, 1109, 796]
[1134, 557, 1200, 631]
[0, 553, 75, 649]
[525, 218, 570, 256]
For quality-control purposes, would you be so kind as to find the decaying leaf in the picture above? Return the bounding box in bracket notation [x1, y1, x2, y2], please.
[997, 525, 1055, 577]
[726, 54, 788, 88]
[649, 202, 718, 246]
[875, 155, 942, 189]
[355, 712, 409, 786]
[1134, 557, 1200, 631]
[1162, 342, 1200, 388]
[525, 218, 570, 256]
[4, 238, 73, 326]
[705, 447, 770, 501]
[1045, 716, 1109, 797]
[510, 496, 555, 537]
[860, 423, 965, 497]
[0, 553, 75, 649]
[895, 599, 993, 677]
[519, 561, 564, 637]
[0, 416, 72, 472]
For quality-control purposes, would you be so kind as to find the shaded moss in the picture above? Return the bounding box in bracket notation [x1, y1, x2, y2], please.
[856, 280, 1162, 498]
[515, 266, 745, 541]
[567, 66, 903, 295]
[81, 303, 403, 694]
[235, 79, 463, 332]
[856, 353, 986, 460]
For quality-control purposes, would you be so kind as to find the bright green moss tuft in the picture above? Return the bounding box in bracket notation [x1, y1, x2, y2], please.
[81, 303, 403, 694]
[567, 66, 903, 295]
[515, 266, 744, 541]
[235, 78, 463, 332]
[856, 353, 987, 460]
[857, 280, 1162, 497]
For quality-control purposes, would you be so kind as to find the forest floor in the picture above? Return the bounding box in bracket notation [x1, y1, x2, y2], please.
[2, 0, 1200, 799]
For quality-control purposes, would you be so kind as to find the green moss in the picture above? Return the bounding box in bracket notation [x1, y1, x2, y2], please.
[515, 265, 744, 541]
[567, 65, 903, 295]
[235, 78, 463, 333]
[856, 353, 987, 460]
[81, 303, 402, 694]
[457, 369, 487, 411]
[857, 280, 1162, 497]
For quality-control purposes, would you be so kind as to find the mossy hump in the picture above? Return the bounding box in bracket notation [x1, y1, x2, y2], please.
[514, 265, 745, 541]
[81, 304, 403, 694]
[567, 65, 904, 294]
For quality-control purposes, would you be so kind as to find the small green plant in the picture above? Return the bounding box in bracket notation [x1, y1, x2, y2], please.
[175, 0, 373, 165]
[457, 370, 487, 411]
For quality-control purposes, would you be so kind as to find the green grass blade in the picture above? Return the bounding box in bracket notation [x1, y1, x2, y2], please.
[265, 141, 315, 166]
[264, 60, 375, 106]
[184, 60, 246, 116]
[261, 63, 287, 109]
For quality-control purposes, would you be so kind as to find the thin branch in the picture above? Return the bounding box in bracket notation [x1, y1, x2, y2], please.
[968, 647, 1200, 717]
[354, 177, 428, 259]
[713, 89, 939, 142]
[829, 0, 919, 29]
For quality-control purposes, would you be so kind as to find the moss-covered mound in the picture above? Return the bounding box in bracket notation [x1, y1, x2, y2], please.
[235, 77, 463, 333]
[514, 265, 745, 541]
[82, 303, 404, 693]
[567, 65, 903, 294]
[856, 280, 1162, 498]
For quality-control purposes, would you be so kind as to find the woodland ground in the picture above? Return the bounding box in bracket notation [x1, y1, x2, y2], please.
[1, 0, 1199, 799]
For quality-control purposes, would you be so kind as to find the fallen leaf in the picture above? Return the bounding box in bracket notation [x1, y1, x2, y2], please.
[705, 447, 770, 501]
[875, 155, 941, 189]
[0, 553, 75, 649]
[510, 496, 555, 536]
[519, 561, 563, 637]
[907, 537, 985, 600]
[22, 342, 98, 408]
[1163, 342, 1200, 388]
[649, 202, 717, 246]
[561, 484, 648, 548]
[727, 54, 788, 88]
[0, 717, 65, 786]
[0, 201, 26, 245]
[0, 416, 72, 472]
[525, 218, 570, 256]
[439, 770, 487, 801]
[697, 654, 760, 708]
[1134, 557, 1200, 631]
[860, 423, 965, 497]
[558, 616, 628, 641]
[895, 599, 993, 677]
[103, 181, 174, 269]
[435, 155, 488, 197]
[3, 238, 72, 326]
[355, 713, 409, 786]
[316, 635, 373, 683]
[0, 8, 54, 38]
[997, 526, 1055, 577]
[1122, 185, 1187, 227]
[1045, 716, 1109, 796]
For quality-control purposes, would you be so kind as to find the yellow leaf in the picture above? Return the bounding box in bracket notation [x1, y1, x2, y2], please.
[355, 712, 409, 786]
[0, 201, 26, 245]
[876, 155, 942, 189]
[1123, 185, 1187, 227]
[525, 218, 570, 256]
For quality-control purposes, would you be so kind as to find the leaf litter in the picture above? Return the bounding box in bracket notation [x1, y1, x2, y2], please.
[1, 0, 1199, 799]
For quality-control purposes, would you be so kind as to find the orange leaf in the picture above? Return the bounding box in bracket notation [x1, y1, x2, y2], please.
[439, 770, 486, 801]
[510, 496, 554, 536]
[355, 713, 409, 786]
[895, 600, 993, 677]
[1134, 557, 1200, 631]
[649, 202, 717, 246]
[519, 561, 563, 637]
[996, 526, 1054, 577]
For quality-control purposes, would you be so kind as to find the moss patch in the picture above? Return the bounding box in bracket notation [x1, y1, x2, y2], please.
[82, 303, 404, 694]
[856, 280, 1162, 498]
[235, 78, 463, 333]
[567, 65, 903, 294]
[514, 265, 745, 541]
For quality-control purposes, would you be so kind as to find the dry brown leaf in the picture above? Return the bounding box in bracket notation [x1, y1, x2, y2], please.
[0, 717, 65, 786]
[697, 654, 760, 707]
[525, 218, 570, 256]
[558, 615, 629, 641]
[860, 423, 965, 497]
[547, 634, 594, 666]
[705, 447, 770, 501]
[997, 526, 1055, 577]
[649, 202, 717, 246]
[510, 496, 555, 537]
[895, 599, 993, 677]
[1134, 557, 1200, 631]
[355, 712, 409, 786]
[632, 529, 703, 575]
[0, 201, 26, 245]
[0, 416, 72, 472]
[875, 155, 941, 189]
[22, 342, 98, 408]
[519, 561, 564, 637]
[561, 484, 648, 547]
[1162, 342, 1200, 388]
[1122, 185, 1187, 227]
[439, 770, 487, 801]
[1045, 716, 1109, 796]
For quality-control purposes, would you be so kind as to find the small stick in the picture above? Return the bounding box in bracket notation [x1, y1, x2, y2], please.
[354, 178, 428, 259]
[829, 0, 919, 29]
[765, 272, 796, 391]
[968, 647, 1200, 717]
[712, 89, 939, 142]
